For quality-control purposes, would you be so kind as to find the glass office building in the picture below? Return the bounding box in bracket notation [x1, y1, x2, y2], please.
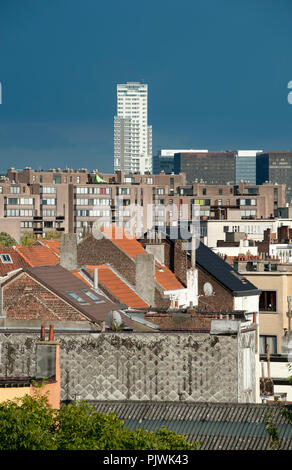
[235, 151, 262, 184]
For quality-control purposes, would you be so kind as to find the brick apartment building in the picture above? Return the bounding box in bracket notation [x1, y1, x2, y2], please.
[0, 167, 285, 243]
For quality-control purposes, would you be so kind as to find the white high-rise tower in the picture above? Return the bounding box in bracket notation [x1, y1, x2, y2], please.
[114, 82, 152, 174]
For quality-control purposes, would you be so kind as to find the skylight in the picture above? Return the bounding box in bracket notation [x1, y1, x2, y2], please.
[0, 254, 12, 264]
[81, 289, 105, 303]
[65, 291, 89, 305]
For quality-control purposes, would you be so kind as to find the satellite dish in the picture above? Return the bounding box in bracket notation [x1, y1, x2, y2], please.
[203, 282, 213, 296]
[108, 310, 123, 328]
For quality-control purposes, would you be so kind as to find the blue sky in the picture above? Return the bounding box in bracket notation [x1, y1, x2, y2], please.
[0, 0, 292, 173]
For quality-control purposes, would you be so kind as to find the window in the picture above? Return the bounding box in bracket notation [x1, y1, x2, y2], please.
[53, 175, 61, 184]
[259, 291, 277, 312]
[76, 198, 89, 206]
[260, 335, 277, 354]
[21, 221, 33, 228]
[42, 209, 56, 217]
[42, 198, 56, 206]
[81, 289, 104, 303]
[76, 210, 89, 217]
[41, 186, 56, 194]
[76, 187, 88, 194]
[44, 221, 54, 228]
[65, 291, 89, 305]
[6, 198, 34, 205]
[6, 209, 33, 217]
[202, 188, 206, 195]
[118, 187, 130, 195]
[0, 254, 12, 264]
[10, 186, 20, 194]
[156, 188, 165, 195]
[218, 188, 223, 195]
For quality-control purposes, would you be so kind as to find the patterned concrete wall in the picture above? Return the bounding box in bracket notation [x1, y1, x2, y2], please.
[0, 330, 256, 404]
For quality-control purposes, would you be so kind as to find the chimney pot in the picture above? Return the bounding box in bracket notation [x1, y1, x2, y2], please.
[41, 324, 45, 341]
[49, 324, 54, 341]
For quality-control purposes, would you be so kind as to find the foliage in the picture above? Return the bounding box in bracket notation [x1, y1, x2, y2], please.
[0, 387, 56, 450]
[20, 231, 37, 246]
[265, 363, 292, 450]
[0, 232, 17, 247]
[44, 230, 61, 240]
[264, 410, 280, 450]
[0, 393, 199, 450]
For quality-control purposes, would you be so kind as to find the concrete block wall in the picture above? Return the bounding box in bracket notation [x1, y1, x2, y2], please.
[0, 331, 257, 403]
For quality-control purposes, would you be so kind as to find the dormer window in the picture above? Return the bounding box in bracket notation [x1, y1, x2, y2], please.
[0, 254, 12, 264]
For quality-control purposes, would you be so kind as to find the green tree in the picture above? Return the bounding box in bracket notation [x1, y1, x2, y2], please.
[44, 230, 61, 240]
[0, 392, 199, 450]
[0, 386, 57, 450]
[20, 231, 37, 246]
[0, 232, 17, 247]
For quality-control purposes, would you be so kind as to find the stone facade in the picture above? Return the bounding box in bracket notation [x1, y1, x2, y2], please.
[0, 329, 257, 404]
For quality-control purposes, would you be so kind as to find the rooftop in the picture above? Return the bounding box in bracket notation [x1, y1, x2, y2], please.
[15, 245, 60, 267]
[0, 247, 29, 277]
[83, 401, 292, 450]
[99, 227, 184, 292]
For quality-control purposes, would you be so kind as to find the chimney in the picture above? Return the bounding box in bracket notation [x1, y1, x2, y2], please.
[94, 268, 98, 290]
[40, 324, 46, 341]
[49, 325, 54, 341]
[135, 253, 155, 307]
[60, 233, 78, 271]
[190, 229, 197, 268]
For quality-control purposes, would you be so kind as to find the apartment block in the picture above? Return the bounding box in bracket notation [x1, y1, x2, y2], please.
[0, 168, 286, 243]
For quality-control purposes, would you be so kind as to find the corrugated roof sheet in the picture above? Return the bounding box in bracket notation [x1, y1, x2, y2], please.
[86, 401, 292, 450]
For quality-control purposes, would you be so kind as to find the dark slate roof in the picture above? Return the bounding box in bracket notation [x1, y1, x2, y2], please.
[85, 401, 292, 450]
[194, 240, 261, 297]
[145, 227, 261, 297]
[22, 265, 134, 328]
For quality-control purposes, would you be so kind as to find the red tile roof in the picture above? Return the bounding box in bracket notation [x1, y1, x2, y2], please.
[39, 240, 60, 256]
[99, 226, 184, 291]
[81, 265, 150, 309]
[15, 245, 60, 267]
[0, 247, 29, 276]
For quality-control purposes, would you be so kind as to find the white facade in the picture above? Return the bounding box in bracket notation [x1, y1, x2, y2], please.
[201, 219, 292, 249]
[114, 82, 152, 174]
[269, 243, 292, 263]
[158, 149, 208, 157]
[213, 239, 258, 259]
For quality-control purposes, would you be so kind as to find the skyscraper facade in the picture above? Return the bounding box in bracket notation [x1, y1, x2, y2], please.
[114, 82, 152, 174]
[235, 150, 262, 185]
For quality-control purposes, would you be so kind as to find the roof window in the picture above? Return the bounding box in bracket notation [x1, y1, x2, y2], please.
[65, 291, 89, 305]
[81, 289, 105, 303]
[0, 254, 12, 264]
